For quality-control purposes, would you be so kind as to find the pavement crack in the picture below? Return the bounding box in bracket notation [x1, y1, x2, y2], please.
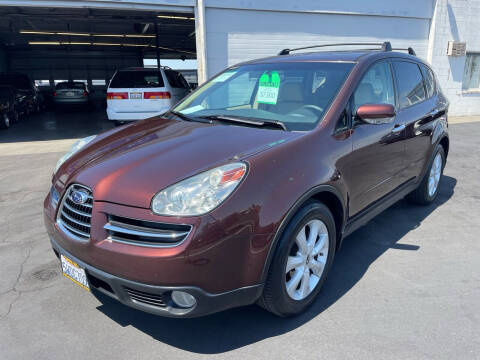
[0, 245, 33, 320]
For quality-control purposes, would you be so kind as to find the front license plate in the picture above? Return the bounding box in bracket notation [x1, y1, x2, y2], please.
[130, 92, 142, 99]
[61, 255, 90, 291]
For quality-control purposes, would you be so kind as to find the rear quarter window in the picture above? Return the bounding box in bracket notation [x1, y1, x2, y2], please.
[392, 61, 426, 108]
[421, 65, 436, 98]
[109, 71, 165, 88]
[164, 70, 188, 88]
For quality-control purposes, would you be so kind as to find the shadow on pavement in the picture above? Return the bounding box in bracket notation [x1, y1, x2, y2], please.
[94, 175, 456, 354]
[0, 107, 114, 143]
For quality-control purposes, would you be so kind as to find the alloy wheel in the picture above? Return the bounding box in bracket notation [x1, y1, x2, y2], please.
[428, 153, 442, 197]
[285, 219, 329, 301]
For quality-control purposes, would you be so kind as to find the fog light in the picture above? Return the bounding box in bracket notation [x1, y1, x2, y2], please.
[171, 291, 196, 308]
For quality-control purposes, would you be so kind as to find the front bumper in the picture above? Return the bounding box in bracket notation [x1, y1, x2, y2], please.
[50, 236, 263, 317]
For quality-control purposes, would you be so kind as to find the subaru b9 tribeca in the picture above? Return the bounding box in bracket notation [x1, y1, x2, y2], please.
[44, 42, 449, 317]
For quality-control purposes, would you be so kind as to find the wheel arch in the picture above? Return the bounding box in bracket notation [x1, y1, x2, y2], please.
[439, 136, 449, 158]
[260, 185, 346, 283]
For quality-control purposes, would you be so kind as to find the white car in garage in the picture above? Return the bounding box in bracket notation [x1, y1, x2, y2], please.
[106, 67, 190, 125]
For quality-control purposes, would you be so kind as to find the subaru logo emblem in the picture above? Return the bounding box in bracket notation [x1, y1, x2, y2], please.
[71, 190, 89, 205]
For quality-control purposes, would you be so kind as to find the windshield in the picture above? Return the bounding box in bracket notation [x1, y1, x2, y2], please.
[173, 62, 354, 131]
[109, 70, 165, 88]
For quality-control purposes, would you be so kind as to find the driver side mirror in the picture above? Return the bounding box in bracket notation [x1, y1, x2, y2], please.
[356, 104, 396, 125]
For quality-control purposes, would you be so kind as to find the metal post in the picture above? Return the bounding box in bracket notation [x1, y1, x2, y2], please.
[195, 0, 207, 84]
[154, 18, 161, 69]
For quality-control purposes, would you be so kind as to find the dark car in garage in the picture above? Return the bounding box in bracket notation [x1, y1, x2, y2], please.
[53, 81, 90, 107]
[0, 85, 19, 129]
[44, 42, 449, 318]
[0, 72, 41, 117]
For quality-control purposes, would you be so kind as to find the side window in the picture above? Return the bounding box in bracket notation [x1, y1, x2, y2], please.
[421, 65, 435, 98]
[392, 61, 426, 108]
[353, 61, 395, 112]
[178, 74, 190, 89]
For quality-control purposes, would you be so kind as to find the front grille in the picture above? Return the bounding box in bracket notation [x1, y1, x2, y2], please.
[104, 214, 192, 247]
[125, 287, 167, 308]
[57, 184, 93, 240]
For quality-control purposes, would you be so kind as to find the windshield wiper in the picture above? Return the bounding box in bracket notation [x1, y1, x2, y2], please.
[167, 110, 212, 124]
[199, 115, 287, 131]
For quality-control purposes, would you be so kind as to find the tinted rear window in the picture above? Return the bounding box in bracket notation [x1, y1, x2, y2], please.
[0, 74, 31, 90]
[392, 61, 426, 108]
[109, 70, 165, 88]
[56, 82, 86, 90]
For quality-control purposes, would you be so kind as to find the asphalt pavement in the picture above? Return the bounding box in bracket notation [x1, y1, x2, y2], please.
[0, 112, 478, 359]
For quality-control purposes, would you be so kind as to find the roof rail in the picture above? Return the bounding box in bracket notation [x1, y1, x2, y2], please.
[278, 41, 393, 55]
[392, 47, 417, 56]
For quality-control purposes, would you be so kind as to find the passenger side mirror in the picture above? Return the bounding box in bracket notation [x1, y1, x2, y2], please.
[356, 104, 396, 124]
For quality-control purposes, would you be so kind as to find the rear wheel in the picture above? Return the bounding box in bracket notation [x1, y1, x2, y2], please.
[1, 113, 10, 129]
[259, 201, 336, 316]
[407, 146, 445, 205]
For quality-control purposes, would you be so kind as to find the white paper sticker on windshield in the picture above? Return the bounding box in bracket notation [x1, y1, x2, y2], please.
[212, 70, 237, 82]
[257, 71, 281, 105]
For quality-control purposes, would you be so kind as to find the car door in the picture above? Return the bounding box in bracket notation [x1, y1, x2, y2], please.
[343, 60, 407, 216]
[392, 61, 443, 181]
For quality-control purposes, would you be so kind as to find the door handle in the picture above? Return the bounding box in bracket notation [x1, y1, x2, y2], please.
[391, 124, 405, 134]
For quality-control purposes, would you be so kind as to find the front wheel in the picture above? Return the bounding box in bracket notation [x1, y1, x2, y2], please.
[258, 201, 336, 316]
[407, 146, 445, 205]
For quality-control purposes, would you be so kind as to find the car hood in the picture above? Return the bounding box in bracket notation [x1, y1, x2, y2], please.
[57, 116, 302, 208]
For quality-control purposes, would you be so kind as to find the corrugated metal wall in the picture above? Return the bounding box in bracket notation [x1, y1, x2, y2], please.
[204, 0, 435, 78]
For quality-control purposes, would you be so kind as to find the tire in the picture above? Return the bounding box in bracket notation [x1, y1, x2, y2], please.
[1, 113, 10, 129]
[406, 145, 445, 205]
[258, 201, 336, 316]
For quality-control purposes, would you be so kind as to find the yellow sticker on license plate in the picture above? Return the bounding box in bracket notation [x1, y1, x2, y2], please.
[60, 255, 90, 291]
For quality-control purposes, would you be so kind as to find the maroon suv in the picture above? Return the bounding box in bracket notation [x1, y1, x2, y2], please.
[44, 42, 449, 317]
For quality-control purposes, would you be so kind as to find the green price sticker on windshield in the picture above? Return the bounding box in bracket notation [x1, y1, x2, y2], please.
[257, 71, 280, 105]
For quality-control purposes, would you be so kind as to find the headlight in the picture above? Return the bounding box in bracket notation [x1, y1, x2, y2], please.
[54, 135, 96, 174]
[151, 162, 247, 216]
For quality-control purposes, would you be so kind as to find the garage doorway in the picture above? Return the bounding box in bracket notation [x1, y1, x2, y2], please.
[0, 6, 197, 142]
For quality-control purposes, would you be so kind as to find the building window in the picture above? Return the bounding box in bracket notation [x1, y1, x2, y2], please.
[463, 53, 480, 90]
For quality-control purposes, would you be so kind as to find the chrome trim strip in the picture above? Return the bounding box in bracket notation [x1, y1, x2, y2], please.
[59, 220, 90, 238]
[62, 201, 92, 217]
[107, 236, 188, 249]
[56, 183, 93, 242]
[60, 212, 91, 228]
[104, 222, 189, 239]
[66, 196, 92, 208]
